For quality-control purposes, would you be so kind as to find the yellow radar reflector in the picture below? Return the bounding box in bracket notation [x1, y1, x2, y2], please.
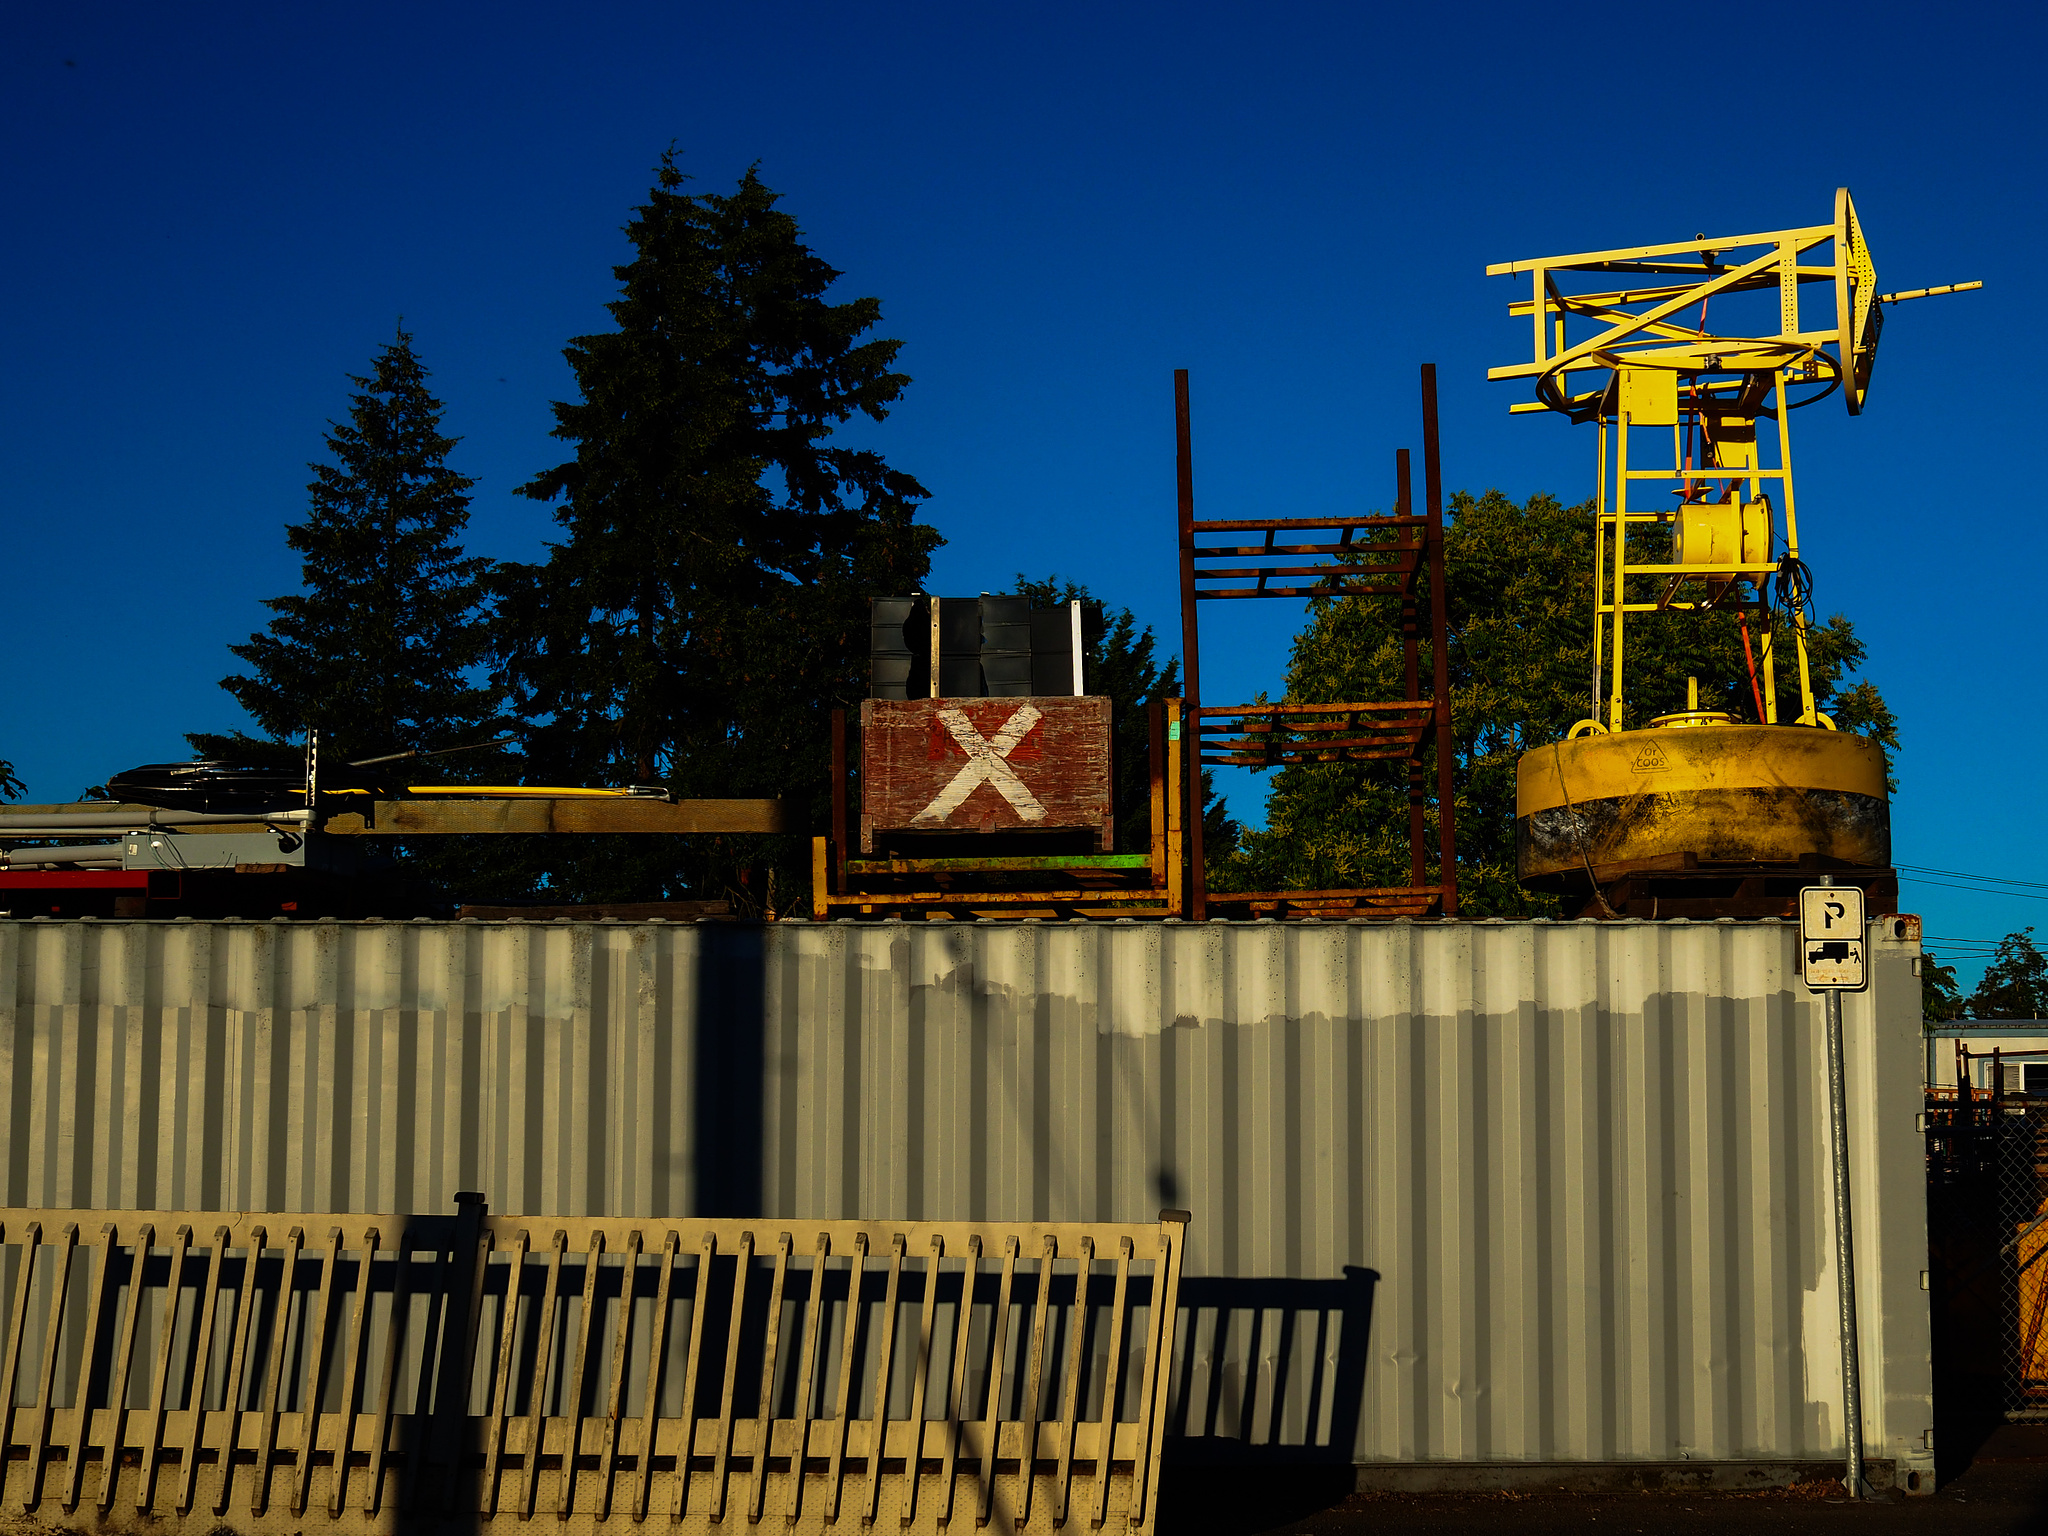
[1836, 188, 1881, 413]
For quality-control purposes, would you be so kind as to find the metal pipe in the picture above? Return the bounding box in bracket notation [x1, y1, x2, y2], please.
[1819, 877, 1870, 1499]
[1876, 280, 1982, 304]
[2, 847, 125, 867]
[1399, 448, 1426, 892]
[0, 809, 309, 833]
[0, 829, 183, 840]
[1421, 363, 1459, 917]
[1174, 369, 1205, 921]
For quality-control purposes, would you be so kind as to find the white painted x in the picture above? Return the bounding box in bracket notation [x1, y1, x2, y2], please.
[913, 705, 1047, 825]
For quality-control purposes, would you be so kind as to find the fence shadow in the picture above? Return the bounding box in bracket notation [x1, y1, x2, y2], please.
[693, 924, 766, 1217]
[1155, 1268, 1377, 1532]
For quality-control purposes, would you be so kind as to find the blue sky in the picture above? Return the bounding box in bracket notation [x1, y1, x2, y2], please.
[2, 3, 2039, 980]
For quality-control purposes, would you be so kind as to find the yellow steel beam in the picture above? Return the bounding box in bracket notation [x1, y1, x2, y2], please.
[1488, 238, 1830, 382]
[1485, 221, 1833, 277]
[1494, 283, 1762, 383]
[322, 798, 791, 835]
[1506, 269, 1837, 316]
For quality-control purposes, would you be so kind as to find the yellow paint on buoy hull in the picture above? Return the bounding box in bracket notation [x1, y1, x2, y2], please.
[1515, 725, 1889, 886]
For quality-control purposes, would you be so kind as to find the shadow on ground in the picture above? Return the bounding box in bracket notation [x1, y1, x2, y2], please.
[1159, 1430, 2048, 1535]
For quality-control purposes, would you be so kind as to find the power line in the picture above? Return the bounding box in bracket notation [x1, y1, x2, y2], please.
[1898, 875, 2048, 902]
[1898, 863, 2048, 893]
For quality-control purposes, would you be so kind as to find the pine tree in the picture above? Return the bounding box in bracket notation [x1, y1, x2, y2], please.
[494, 155, 939, 905]
[190, 329, 499, 768]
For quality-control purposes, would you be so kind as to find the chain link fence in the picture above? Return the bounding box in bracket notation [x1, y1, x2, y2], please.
[1929, 1071, 2048, 1420]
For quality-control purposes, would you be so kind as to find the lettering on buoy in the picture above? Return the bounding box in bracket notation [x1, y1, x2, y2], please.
[1630, 741, 1670, 773]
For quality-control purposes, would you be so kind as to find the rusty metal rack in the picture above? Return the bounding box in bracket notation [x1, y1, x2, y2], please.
[1175, 364, 1459, 920]
[810, 700, 1185, 920]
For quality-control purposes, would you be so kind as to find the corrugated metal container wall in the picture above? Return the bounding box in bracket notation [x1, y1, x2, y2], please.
[0, 915, 1931, 1479]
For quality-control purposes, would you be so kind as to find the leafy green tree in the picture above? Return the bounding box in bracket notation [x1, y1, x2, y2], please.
[494, 155, 938, 907]
[1968, 929, 2048, 1019]
[189, 329, 499, 769]
[1218, 489, 1898, 914]
[1013, 577, 1237, 857]
[1923, 950, 1965, 1022]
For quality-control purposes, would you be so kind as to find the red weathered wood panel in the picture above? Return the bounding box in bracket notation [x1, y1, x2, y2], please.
[860, 697, 1112, 851]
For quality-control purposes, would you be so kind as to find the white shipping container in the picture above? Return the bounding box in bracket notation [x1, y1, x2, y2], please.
[0, 914, 1931, 1485]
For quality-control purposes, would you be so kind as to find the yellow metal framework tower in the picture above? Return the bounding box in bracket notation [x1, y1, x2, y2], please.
[1489, 189, 1978, 917]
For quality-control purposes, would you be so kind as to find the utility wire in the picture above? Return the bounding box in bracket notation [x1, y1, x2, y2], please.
[1897, 863, 2048, 892]
[1898, 875, 2048, 902]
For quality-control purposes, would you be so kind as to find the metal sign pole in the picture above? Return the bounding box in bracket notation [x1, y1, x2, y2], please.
[1805, 875, 1872, 1500]
[1823, 979, 1870, 1499]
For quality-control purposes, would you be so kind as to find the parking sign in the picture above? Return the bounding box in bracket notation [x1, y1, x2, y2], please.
[1799, 885, 1867, 991]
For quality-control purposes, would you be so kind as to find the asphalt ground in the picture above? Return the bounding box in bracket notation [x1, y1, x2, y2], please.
[1157, 1426, 2048, 1533]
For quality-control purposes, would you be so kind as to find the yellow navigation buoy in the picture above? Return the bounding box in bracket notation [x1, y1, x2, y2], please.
[1486, 193, 1977, 915]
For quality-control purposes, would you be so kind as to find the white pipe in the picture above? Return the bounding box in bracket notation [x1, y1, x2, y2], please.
[2, 850, 125, 868]
[0, 809, 309, 833]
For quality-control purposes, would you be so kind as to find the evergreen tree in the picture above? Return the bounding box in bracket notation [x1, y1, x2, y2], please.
[1923, 949, 1965, 1022]
[189, 329, 499, 768]
[0, 759, 21, 802]
[494, 155, 939, 906]
[1968, 929, 2048, 1019]
[1220, 489, 1898, 914]
[1013, 576, 1237, 857]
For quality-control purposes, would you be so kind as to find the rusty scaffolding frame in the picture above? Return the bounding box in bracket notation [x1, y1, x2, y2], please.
[1175, 364, 1458, 921]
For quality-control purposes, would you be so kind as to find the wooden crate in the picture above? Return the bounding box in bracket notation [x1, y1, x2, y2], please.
[860, 697, 1112, 852]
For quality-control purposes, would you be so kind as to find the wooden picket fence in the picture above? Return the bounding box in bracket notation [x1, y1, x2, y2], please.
[0, 1198, 1188, 1533]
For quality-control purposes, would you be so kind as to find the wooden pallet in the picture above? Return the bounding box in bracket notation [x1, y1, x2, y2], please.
[813, 702, 1184, 920]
